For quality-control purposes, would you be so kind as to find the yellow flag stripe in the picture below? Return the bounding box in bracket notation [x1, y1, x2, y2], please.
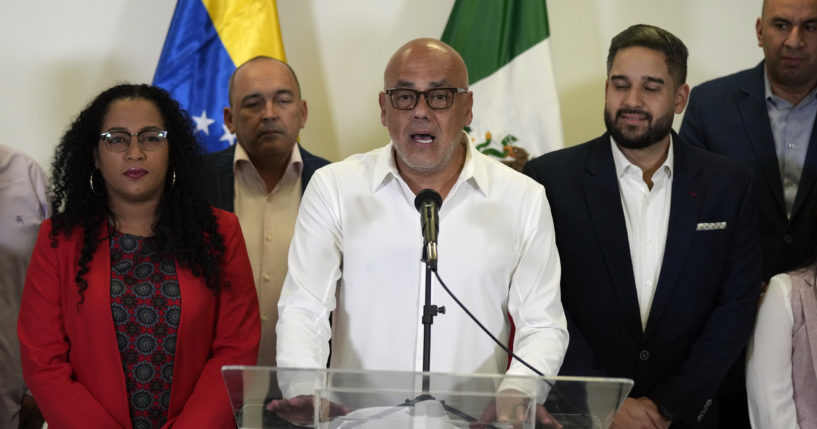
[202, 0, 286, 66]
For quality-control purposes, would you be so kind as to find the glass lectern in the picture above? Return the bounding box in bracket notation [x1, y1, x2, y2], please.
[222, 366, 633, 429]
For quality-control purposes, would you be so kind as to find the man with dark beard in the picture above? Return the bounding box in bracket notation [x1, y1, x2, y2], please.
[523, 24, 762, 428]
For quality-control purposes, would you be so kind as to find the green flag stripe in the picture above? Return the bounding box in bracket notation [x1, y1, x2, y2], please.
[441, 0, 550, 84]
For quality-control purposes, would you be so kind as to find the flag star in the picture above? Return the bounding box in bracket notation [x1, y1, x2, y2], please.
[220, 124, 236, 146]
[192, 110, 215, 135]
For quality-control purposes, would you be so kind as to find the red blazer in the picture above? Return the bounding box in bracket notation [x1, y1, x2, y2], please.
[18, 209, 260, 429]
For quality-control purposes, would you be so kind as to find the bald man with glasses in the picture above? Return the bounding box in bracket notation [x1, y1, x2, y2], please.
[275, 38, 567, 402]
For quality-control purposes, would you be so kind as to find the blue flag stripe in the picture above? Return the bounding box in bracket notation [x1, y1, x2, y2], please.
[153, 0, 236, 153]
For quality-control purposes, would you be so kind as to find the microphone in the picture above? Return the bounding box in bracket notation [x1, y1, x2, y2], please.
[414, 189, 442, 270]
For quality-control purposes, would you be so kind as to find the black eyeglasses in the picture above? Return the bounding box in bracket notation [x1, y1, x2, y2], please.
[385, 88, 468, 110]
[99, 130, 168, 152]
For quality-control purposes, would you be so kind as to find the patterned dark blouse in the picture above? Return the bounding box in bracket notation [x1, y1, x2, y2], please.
[109, 231, 181, 429]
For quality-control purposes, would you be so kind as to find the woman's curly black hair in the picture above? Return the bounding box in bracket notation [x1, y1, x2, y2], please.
[49, 83, 226, 301]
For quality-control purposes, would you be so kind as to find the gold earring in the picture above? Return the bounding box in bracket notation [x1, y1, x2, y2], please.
[89, 170, 103, 195]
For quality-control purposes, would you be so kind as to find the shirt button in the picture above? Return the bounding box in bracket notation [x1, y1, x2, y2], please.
[646, 280, 653, 287]
[263, 273, 271, 281]
[784, 234, 793, 244]
[266, 233, 273, 241]
[646, 239, 652, 245]
[639, 350, 650, 360]
[261, 315, 270, 322]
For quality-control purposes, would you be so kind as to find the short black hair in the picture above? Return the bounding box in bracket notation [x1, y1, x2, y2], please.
[227, 56, 301, 106]
[607, 24, 688, 86]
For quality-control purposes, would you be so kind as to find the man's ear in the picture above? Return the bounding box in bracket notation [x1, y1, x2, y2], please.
[223, 106, 235, 133]
[379, 92, 388, 127]
[674, 83, 690, 114]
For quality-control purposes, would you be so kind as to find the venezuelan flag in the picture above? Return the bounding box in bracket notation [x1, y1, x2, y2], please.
[153, 0, 286, 152]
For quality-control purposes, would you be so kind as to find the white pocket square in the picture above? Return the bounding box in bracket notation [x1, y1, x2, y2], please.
[696, 222, 727, 231]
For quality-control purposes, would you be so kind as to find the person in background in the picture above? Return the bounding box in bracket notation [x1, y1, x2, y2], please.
[524, 24, 762, 428]
[747, 192, 817, 428]
[681, 0, 817, 283]
[199, 56, 329, 367]
[0, 143, 48, 428]
[679, 1, 817, 424]
[18, 84, 259, 429]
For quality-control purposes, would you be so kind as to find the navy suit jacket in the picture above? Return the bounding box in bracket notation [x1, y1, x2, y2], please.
[198, 144, 329, 212]
[523, 133, 762, 427]
[680, 61, 817, 280]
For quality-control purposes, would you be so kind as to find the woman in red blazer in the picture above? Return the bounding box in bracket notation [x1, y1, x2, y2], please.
[17, 84, 260, 429]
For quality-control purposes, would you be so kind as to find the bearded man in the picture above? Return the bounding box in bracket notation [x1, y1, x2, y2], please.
[524, 24, 762, 429]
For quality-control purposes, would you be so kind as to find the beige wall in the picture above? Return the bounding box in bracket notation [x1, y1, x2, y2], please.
[0, 0, 763, 170]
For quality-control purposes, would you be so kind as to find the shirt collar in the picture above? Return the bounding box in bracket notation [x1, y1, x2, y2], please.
[764, 69, 817, 108]
[610, 135, 674, 180]
[371, 131, 487, 196]
[233, 142, 304, 176]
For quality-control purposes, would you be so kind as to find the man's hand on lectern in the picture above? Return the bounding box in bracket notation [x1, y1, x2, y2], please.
[267, 395, 349, 426]
[473, 389, 563, 429]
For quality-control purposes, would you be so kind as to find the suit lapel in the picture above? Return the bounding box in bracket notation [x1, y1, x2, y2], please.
[645, 139, 704, 338]
[792, 119, 817, 217]
[737, 63, 786, 215]
[300, 145, 321, 193]
[216, 146, 236, 211]
[583, 137, 643, 340]
[84, 226, 132, 423]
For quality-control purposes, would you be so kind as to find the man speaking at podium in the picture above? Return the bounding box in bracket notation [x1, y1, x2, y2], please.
[274, 38, 567, 416]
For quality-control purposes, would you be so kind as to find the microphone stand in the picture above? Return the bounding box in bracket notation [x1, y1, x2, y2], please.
[421, 243, 444, 393]
[390, 244, 491, 427]
[398, 189, 492, 426]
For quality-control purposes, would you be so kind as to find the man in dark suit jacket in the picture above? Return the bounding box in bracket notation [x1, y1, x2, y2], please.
[525, 25, 762, 428]
[679, 3, 817, 426]
[680, 0, 817, 282]
[199, 56, 329, 369]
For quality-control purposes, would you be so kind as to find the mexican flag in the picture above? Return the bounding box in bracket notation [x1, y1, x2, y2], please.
[442, 0, 564, 162]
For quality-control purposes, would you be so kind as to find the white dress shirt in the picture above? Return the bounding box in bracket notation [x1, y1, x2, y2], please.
[276, 136, 567, 397]
[746, 273, 800, 429]
[611, 138, 673, 330]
